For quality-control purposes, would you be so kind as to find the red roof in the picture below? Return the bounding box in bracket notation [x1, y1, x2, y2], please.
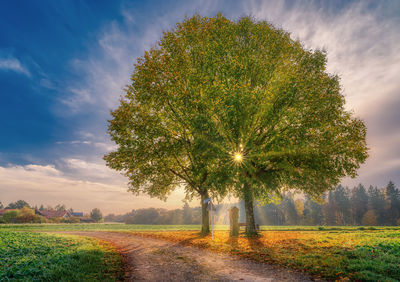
[38, 210, 71, 219]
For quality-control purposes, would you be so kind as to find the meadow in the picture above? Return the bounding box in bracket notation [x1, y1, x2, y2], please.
[2, 224, 399, 281]
[130, 228, 400, 281]
[0, 231, 123, 281]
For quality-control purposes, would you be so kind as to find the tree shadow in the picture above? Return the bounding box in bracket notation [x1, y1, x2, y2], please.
[246, 234, 264, 252]
[224, 235, 240, 252]
[171, 232, 208, 247]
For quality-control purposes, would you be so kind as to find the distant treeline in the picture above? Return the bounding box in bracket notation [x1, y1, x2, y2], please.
[105, 181, 400, 226]
[104, 203, 202, 225]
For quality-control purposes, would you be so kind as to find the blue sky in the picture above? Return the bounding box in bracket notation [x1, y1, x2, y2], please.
[1, 0, 399, 213]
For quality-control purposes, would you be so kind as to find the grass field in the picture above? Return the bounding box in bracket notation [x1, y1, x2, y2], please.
[128, 227, 400, 281]
[0, 231, 124, 281]
[2, 224, 399, 281]
[1, 222, 398, 232]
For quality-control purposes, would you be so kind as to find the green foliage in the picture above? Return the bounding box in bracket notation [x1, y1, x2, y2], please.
[385, 181, 400, 225]
[351, 184, 369, 225]
[6, 200, 30, 209]
[0, 223, 206, 232]
[0, 231, 123, 281]
[2, 210, 20, 223]
[15, 207, 41, 223]
[2, 223, 399, 232]
[368, 185, 387, 223]
[90, 208, 103, 222]
[105, 14, 368, 236]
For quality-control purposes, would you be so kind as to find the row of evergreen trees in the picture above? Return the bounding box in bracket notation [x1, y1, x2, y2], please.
[248, 181, 400, 226]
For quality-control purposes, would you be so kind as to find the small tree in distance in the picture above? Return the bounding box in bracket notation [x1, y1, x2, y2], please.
[6, 200, 30, 209]
[90, 208, 103, 222]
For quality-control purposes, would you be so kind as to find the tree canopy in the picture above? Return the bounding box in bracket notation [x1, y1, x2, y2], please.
[105, 15, 368, 235]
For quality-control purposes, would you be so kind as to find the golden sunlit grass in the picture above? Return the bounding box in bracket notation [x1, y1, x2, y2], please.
[127, 229, 400, 281]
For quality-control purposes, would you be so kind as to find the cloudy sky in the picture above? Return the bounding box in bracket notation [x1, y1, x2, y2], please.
[0, 0, 399, 214]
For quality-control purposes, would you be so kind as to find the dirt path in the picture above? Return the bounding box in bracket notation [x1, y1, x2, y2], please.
[55, 231, 316, 281]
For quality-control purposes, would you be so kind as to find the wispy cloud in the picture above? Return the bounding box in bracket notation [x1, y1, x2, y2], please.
[0, 56, 31, 77]
[0, 162, 186, 214]
[60, 0, 224, 114]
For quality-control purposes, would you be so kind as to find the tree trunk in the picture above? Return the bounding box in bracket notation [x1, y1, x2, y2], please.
[200, 191, 210, 234]
[243, 182, 258, 236]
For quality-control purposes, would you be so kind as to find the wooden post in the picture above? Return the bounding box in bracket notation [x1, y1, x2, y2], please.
[229, 206, 239, 237]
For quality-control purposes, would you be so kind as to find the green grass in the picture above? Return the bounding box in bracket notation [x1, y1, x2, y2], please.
[0, 223, 204, 231]
[1, 223, 398, 232]
[123, 228, 400, 281]
[1, 224, 399, 281]
[0, 231, 124, 281]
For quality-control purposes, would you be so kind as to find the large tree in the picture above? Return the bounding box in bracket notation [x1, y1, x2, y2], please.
[104, 15, 232, 234]
[106, 15, 367, 235]
[367, 185, 387, 224]
[178, 15, 368, 235]
[351, 184, 369, 225]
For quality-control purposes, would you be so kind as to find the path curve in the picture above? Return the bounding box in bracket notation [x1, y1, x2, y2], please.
[54, 231, 317, 281]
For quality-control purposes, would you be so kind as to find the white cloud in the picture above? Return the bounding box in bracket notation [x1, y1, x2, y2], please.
[245, 1, 400, 111]
[24, 164, 62, 176]
[0, 163, 186, 214]
[0, 56, 31, 77]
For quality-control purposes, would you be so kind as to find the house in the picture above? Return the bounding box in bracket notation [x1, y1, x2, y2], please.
[71, 212, 84, 217]
[37, 210, 72, 219]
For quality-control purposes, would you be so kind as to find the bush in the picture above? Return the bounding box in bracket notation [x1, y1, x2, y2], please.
[2, 210, 19, 223]
[63, 216, 80, 223]
[48, 217, 65, 223]
[16, 207, 40, 223]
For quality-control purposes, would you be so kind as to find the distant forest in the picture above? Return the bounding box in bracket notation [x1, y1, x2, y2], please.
[105, 181, 400, 226]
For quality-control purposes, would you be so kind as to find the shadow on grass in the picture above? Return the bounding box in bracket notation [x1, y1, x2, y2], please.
[225, 235, 240, 252]
[246, 234, 264, 252]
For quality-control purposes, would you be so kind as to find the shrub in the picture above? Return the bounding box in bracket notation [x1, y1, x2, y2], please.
[63, 216, 80, 223]
[2, 210, 19, 223]
[15, 207, 40, 223]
